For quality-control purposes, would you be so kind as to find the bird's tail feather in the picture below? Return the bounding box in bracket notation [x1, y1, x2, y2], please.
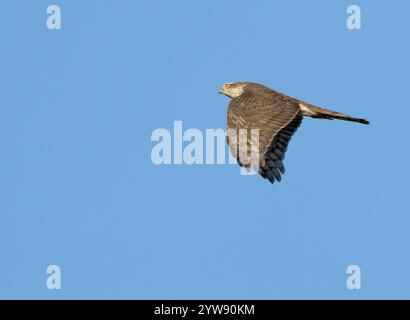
[304, 104, 370, 125]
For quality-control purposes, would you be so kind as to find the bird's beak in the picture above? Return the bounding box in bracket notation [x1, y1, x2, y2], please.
[219, 87, 224, 95]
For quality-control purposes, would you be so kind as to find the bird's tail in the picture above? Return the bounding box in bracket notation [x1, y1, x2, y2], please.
[301, 103, 370, 125]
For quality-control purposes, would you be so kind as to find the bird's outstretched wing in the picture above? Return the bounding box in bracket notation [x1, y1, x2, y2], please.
[227, 94, 302, 183]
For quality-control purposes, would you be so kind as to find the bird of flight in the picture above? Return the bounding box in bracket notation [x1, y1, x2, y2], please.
[219, 82, 369, 184]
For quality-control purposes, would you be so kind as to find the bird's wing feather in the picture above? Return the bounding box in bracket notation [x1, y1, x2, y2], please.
[258, 114, 303, 183]
[227, 94, 302, 183]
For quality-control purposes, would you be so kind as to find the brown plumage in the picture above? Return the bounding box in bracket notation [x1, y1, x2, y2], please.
[219, 82, 369, 184]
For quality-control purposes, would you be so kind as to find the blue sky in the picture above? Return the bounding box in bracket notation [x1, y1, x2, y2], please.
[1, 0, 409, 299]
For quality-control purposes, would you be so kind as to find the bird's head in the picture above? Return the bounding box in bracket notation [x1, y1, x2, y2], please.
[219, 82, 248, 98]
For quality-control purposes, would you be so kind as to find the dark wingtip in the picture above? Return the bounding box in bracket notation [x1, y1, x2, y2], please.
[360, 119, 370, 125]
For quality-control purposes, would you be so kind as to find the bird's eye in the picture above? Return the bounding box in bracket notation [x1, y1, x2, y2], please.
[225, 84, 231, 89]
